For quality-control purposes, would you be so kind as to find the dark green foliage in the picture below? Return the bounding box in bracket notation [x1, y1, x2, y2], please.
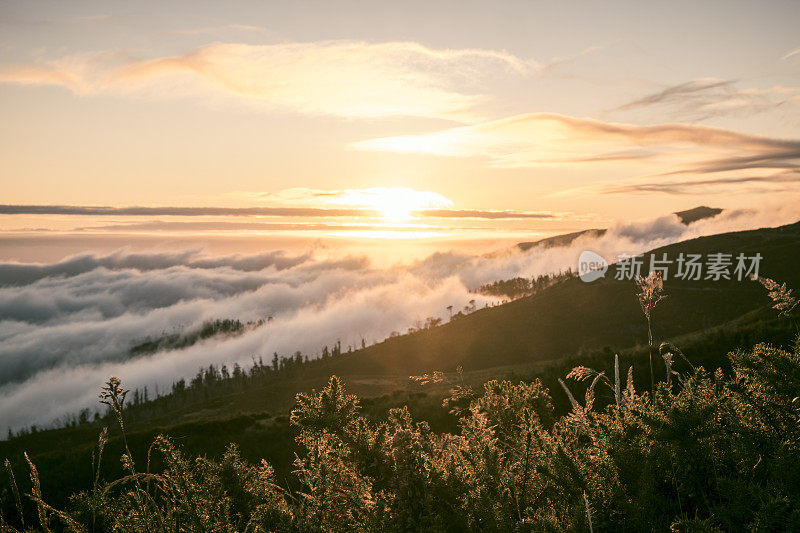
[129, 319, 254, 356]
[477, 272, 571, 300]
[3, 340, 800, 531]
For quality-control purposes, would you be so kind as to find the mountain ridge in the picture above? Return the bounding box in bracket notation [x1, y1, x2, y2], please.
[517, 205, 723, 251]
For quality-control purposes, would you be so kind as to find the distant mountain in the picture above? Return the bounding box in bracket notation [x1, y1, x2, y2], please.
[674, 205, 723, 224]
[517, 228, 607, 251]
[517, 205, 722, 251]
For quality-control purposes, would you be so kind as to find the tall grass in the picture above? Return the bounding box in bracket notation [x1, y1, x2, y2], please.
[635, 271, 667, 394]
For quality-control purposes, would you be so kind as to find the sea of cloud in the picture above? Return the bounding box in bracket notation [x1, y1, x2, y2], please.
[0, 204, 798, 434]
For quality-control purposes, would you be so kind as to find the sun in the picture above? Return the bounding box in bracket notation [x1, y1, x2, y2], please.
[369, 194, 415, 221]
[336, 187, 454, 221]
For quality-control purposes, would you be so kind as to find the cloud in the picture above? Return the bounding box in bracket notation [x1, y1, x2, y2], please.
[69, 14, 113, 23]
[418, 209, 554, 219]
[0, 41, 534, 120]
[614, 78, 734, 111]
[75, 221, 447, 233]
[0, 255, 380, 385]
[354, 112, 800, 194]
[663, 150, 800, 176]
[170, 25, 269, 35]
[0, 204, 557, 221]
[0, 204, 374, 217]
[0, 247, 497, 430]
[355, 112, 800, 162]
[781, 47, 800, 60]
[0, 272, 488, 432]
[609, 78, 800, 121]
[0, 249, 314, 287]
[602, 170, 800, 195]
[538, 44, 605, 73]
[254, 187, 454, 222]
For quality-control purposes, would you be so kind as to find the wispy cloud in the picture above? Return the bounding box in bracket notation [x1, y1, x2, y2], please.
[76, 221, 430, 233]
[0, 204, 556, 221]
[355, 112, 800, 164]
[169, 24, 269, 35]
[602, 170, 800, 195]
[0, 204, 373, 217]
[612, 78, 733, 111]
[255, 187, 454, 210]
[609, 78, 800, 121]
[781, 47, 800, 60]
[661, 149, 800, 176]
[354, 112, 800, 194]
[538, 44, 606, 73]
[0, 41, 534, 120]
[417, 209, 554, 219]
[68, 13, 113, 23]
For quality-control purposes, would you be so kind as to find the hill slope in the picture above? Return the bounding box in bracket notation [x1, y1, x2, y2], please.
[323, 220, 800, 376]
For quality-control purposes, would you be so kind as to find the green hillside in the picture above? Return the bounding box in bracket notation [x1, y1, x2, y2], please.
[323, 221, 800, 376]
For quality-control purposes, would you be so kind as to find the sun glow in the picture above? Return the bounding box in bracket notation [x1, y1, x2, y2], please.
[327, 187, 454, 221]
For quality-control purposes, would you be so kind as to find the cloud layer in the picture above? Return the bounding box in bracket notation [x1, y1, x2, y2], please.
[1, 204, 798, 434]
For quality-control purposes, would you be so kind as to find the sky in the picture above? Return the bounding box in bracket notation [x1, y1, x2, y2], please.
[1, 0, 800, 431]
[0, 0, 799, 258]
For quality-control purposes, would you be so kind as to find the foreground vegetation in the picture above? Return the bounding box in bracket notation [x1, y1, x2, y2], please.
[2, 275, 799, 531]
[3, 341, 799, 531]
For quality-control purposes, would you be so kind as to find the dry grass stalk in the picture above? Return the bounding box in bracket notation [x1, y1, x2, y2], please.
[757, 276, 798, 318]
[583, 490, 594, 533]
[663, 351, 675, 388]
[99, 376, 157, 529]
[4, 458, 24, 529]
[24, 452, 50, 532]
[558, 378, 582, 413]
[659, 342, 695, 370]
[91, 426, 108, 532]
[636, 271, 667, 393]
[625, 365, 637, 405]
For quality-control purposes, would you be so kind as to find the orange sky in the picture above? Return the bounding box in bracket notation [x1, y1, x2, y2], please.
[1, 0, 799, 249]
